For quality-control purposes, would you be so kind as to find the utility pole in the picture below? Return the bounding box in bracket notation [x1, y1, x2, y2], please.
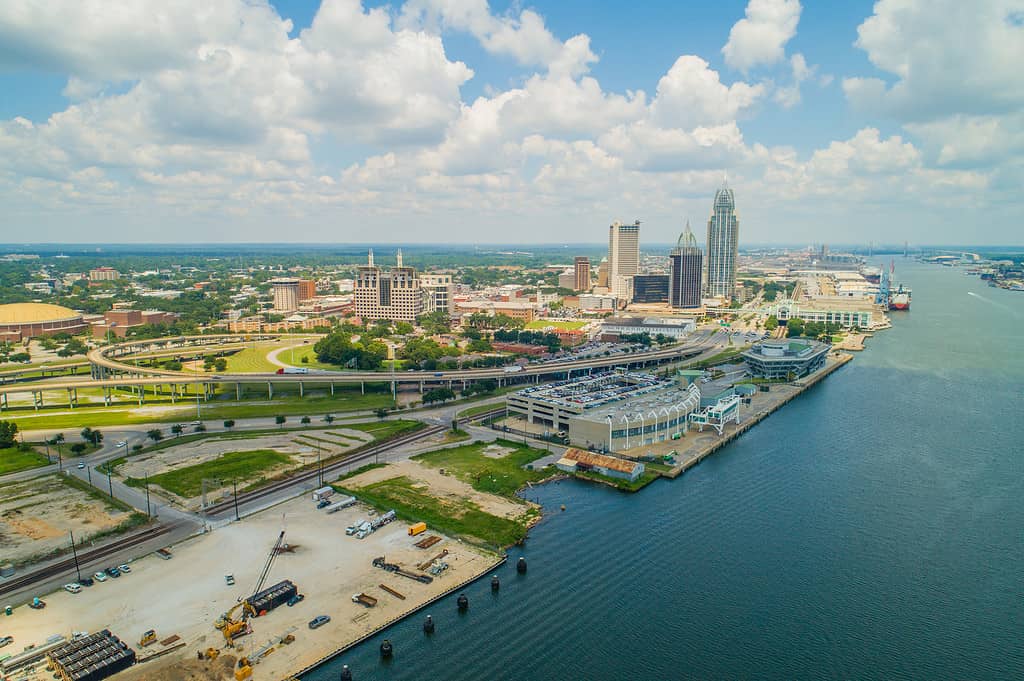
[86, 464, 92, 485]
[317, 443, 322, 487]
[69, 530, 82, 583]
[144, 473, 151, 516]
[233, 481, 240, 521]
[107, 469, 114, 499]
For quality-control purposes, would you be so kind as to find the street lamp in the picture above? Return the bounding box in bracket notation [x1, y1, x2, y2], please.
[605, 414, 613, 453]
[620, 414, 631, 450]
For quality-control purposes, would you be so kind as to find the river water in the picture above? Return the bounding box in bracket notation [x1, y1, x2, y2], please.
[304, 260, 1024, 680]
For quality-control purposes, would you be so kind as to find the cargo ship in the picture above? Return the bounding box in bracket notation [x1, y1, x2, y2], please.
[861, 266, 881, 284]
[889, 283, 911, 310]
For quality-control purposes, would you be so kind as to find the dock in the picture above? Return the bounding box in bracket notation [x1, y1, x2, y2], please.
[659, 353, 853, 478]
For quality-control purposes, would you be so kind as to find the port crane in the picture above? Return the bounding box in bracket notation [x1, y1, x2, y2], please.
[216, 529, 287, 645]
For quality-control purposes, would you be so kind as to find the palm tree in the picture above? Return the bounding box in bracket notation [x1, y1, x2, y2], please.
[171, 424, 184, 437]
[146, 429, 163, 442]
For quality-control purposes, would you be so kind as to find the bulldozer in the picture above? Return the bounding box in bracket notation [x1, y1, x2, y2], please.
[235, 656, 253, 680]
[138, 630, 157, 647]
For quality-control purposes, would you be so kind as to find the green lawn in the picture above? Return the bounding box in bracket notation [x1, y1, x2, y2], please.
[276, 345, 340, 371]
[222, 343, 288, 373]
[0, 446, 51, 475]
[574, 468, 660, 492]
[134, 449, 292, 497]
[456, 402, 505, 420]
[412, 438, 550, 498]
[343, 420, 423, 440]
[336, 475, 528, 547]
[524, 320, 587, 330]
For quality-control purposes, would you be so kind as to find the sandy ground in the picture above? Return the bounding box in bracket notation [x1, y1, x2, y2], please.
[344, 460, 528, 519]
[117, 429, 373, 509]
[1, 496, 500, 681]
[0, 474, 129, 566]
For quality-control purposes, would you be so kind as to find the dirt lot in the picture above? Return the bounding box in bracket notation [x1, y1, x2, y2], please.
[0, 474, 132, 566]
[2, 496, 500, 681]
[344, 460, 528, 520]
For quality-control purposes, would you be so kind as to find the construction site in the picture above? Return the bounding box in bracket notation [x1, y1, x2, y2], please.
[0, 495, 501, 681]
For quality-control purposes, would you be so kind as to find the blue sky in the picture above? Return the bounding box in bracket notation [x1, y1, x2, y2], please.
[0, 0, 1020, 245]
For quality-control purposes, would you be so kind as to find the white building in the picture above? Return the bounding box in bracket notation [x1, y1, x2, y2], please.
[608, 220, 640, 300]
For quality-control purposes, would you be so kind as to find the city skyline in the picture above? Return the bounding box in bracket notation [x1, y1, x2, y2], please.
[1, 0, 1021, 245]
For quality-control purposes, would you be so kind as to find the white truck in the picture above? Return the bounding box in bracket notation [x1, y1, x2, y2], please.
[502, 365, 523, 373]
[312, 486, 334, 502]
[324, 496, 357, 514]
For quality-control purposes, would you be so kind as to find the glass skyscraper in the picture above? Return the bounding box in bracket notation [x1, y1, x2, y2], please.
[670, 220, 702, 309]
[705, 183, 739, 300]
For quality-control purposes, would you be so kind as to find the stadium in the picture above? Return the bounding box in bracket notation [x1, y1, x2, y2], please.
[0, 303, 88, 342]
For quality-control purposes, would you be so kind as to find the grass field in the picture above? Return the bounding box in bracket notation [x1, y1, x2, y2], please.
[276, 345, 339, 371]
[574, 468, 660, 491]
[0, 446, 51, 475]
[456, 402, 505, 420]
[524, 319, 587, 330]
[336, 475, 529, 547]
[223, 344, 286, 373]
[412, 439, 550, 498]
[134, 449, 292, 497]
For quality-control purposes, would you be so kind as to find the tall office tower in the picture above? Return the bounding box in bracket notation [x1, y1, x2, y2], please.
[271, 278, 300, 312]
[669, 220, 703, 309]
[705, 182, 739, 299]
[419, 273, 453, 313]
[596, 258, 609, 287]
[573, 256, 591, 291]
[354, 249, 424, 322]
[608, 220, 640, 300]
[297, 279, 316, 302]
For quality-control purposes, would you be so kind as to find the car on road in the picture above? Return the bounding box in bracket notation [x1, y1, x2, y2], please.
[105, 566, 121, 578]
[63, 583, 82, 594]
[93, 571, 108, 582]
[225, 574, 235, 586]
[189, 421, 202, 426]
[308, 615, 330, 629]
[116, 440, 127, 448]
[287, 594, 305, 607]
[118, 564, 131, 573]
[77, 462, 85, 469]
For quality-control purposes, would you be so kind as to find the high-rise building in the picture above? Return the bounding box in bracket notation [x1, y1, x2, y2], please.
[419, 273, 453, 314]
[271, 278, 300, 312]
[705, 182, 739, 300]
[88, 267, 120, 281]
[596, 259, 609, 288]
[354, 249, 424, 322]
[573, 257, 591, 292]
[632, 274, 669, 303]
[608, 220, 640, 300]
[670, 220, 703, 309]
[297, 279, 316, 302]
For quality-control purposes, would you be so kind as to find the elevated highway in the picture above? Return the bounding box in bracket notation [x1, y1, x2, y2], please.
[1, 333, 718, 411]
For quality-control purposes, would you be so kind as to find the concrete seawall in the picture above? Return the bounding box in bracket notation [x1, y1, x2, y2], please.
[286, 553, 507, 680]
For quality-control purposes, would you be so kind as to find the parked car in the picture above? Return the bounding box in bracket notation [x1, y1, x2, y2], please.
[93, 571, 108, 582]
[63, 583, 82, 594]
[0, 635, 13, 648]
[225, 574, 235, 586]
[78, 576, 94, 587]
[77, 462, 85, 469]
[118, 564, 131, 573]
[105, 566, 121, 578]
[316, 499, 331, 510]
[308, 615, 331, 629]
[287, 594, 305, 607]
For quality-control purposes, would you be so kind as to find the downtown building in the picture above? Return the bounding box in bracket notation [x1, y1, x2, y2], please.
[354, 250, 424, 323]
[271, 278, 301, 312]
[574, 256, 591, 292]
[669, 221, 703, 309]
[705, 183, 739, 300]
[608, 220, 641, 302]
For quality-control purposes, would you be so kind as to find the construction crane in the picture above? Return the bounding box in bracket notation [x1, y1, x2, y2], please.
[216, 529, 287, 645]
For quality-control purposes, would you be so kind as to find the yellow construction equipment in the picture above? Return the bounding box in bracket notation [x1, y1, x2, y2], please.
[204, 647, 220, 660]
[216, 530, 288, 645]
[138, 630, 157, 647]
[235, 656, 253, 680]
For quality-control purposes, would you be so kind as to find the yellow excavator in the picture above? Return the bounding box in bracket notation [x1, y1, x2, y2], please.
[216, 530, 287, 647]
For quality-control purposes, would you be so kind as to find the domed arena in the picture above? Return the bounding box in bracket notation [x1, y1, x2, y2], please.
[0, 303, 87, 341]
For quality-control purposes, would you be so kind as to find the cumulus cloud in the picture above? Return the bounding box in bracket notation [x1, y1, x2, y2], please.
[722, 0, 802, 71]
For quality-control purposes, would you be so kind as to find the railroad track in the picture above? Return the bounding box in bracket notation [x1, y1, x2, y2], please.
[0, 522, 179, 598]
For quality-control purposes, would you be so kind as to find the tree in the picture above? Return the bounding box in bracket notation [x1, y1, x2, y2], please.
[52, 432, 64, 457]
[423, 388, 455, 405]
[418, 311, 450, 335]
[171, 424, 184, 437]
[765, 315, 779, 331]
[132, 443, 143, 452]
[214, 357, 228, 372]
[394, 321, 414, 335]
[0, 420, 17, 448]
[786, 318, 805, 338]
[56, 337, 88, 357]
[223, 419, 235, 430]
[80, 427, 103, 446]
[275, 415, 287, 428]
[70, 443, 87, 455]
[146, 429, 163, 442]
[373, 407, 388, 420]
[300, 416, 311, 424]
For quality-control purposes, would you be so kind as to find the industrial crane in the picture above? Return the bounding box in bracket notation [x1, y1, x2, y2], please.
[216, 529, 287, 645]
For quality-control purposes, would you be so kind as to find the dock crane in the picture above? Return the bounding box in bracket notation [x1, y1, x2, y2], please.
[216, 529, 287, 645]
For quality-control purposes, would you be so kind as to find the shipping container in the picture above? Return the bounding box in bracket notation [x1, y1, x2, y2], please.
[408, 522, 427, 536]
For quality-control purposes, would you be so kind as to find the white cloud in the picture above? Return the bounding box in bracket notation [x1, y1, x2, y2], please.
[650, 56, 765, 129]
[722, 0, 802, 72]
